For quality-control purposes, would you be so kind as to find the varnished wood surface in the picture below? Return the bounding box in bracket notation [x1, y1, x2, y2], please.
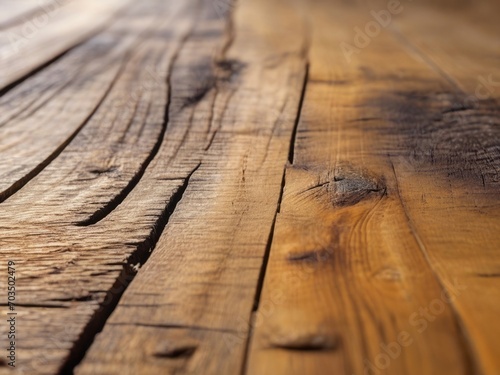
[0, 0, 499, 374]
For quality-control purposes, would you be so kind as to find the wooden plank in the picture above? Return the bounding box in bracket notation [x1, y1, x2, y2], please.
[0, 0, 130, 90]
[0, 0, 498, 374]
[75, 325, 246, 374]
[0, 0, 63, 29]
[391, 4, 500, 92]
[385, 6, 500, 374]
[73, 0, 309, 373]
[0, 1, 198, 373]
[0, 1, 180, 203]
[246, 1, 499, 374]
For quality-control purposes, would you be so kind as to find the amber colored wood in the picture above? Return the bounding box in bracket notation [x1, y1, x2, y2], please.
[0, 0, 499, 374]
[246, 1, 500, 375]
[74, 0, 309, 373]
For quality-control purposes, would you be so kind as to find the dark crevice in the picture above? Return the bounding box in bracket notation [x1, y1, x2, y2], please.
[50, 295, 97, 303]
[441, 105, 472, 114]
[301, 180, 330, 193]
[182, 80, 215, 108]
[269, 341, 336, 352]
[153, 345, 197, 359]
[0, 5, 160, 204]
[477, 273, 500, 278]
[75, 25, 196, 226]
[0, 0, 131, 98]
[0, 41, 76, 99]
[240, 60, 310, 375]
[249, 64, 313, 313]
[239, 149, 286, 375]
[58, 162, 201, 375]
[288, 63, 309, 164]
[0, 51, 129, 204]
[58, 10, 202, 372]
[204, 128, 219, 151]
[252, 169, 286, 313]
[0, 62, 87, 129]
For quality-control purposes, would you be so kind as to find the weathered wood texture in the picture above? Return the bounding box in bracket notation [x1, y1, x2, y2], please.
[0, 0, 499, 374]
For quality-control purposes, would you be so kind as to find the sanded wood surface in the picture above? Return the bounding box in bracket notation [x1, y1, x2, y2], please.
[0, 0, 499, 374]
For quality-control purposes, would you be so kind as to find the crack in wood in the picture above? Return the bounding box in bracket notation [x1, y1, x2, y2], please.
[328, 163, 387, 207]
[0, 6, 170, 204]
[240, 59, 310, 375]
[58, 162, 201, 374]
[75, 25, 196, 227]
[265, 332, 339, 352]
[153, 343, 197, 359]
[288, 63, 309, 164]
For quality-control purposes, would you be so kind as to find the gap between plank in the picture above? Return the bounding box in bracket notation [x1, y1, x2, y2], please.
[288, 63, 309, 164]
[240, 62, 310, 375]
[0, 4, 156, 204]
[0, 48, 128, 204]
[0, 2, 130, 97]
[58, 162, 201, 375]
[56, 11, 203, 371]
[75, 21, 196, 226]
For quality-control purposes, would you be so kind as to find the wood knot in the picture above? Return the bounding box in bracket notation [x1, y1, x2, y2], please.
[153, 341, 197, 359]
[89, 166, 119, 176]
[265, 330, 339, 351]
[287, 248, 332, 264]
[327, 163, 386, 206]
[215, 58, 246, 82]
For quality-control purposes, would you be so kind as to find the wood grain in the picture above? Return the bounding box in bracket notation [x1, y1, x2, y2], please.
[0, 1, 183, 204]
[0, 0, 130, 90]
[75, 0, 309, 373]
[246, 1, 500, 374]
[0, 0, 63, 29]
[0, 0, 498, 374]
[0, 1, 198, 373]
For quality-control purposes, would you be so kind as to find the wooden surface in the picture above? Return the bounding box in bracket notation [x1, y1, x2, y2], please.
[0, 0, 499, 374]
